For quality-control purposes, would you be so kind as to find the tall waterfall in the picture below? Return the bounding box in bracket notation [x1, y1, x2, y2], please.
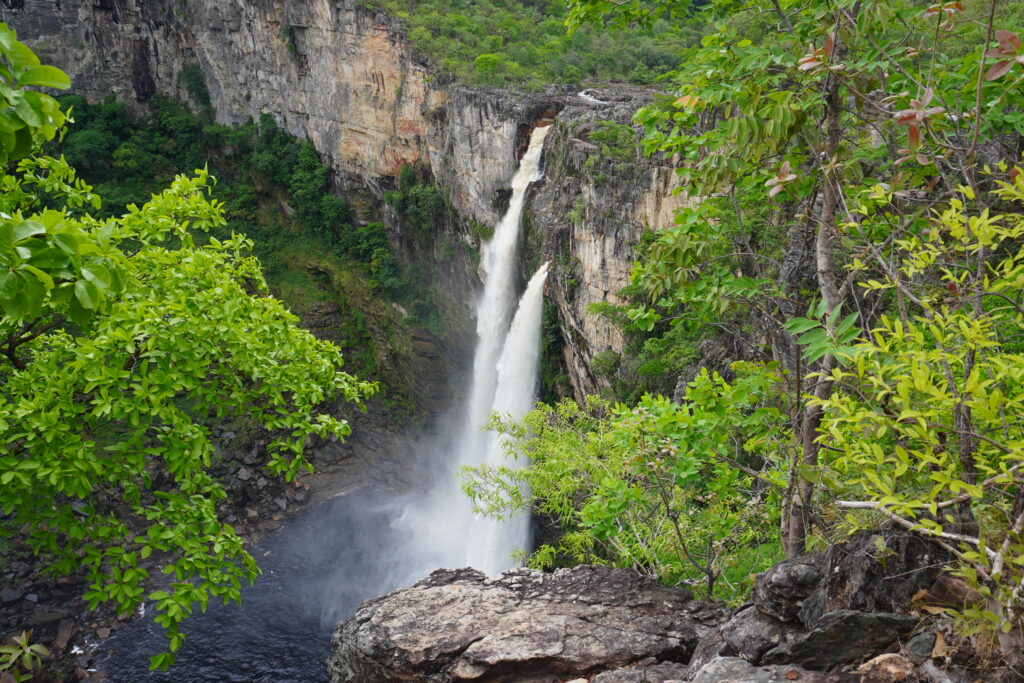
[463, 125, 552, 439]
[395, 125, 552, 577]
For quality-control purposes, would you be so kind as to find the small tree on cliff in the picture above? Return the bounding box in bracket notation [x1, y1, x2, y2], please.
[0, 25, 374, 669]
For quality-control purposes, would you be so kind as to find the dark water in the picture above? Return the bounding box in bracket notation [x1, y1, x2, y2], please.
[101, 488, 413, 683]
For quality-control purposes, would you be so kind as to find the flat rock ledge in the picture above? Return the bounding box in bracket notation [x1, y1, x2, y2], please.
[328, 565, 727, 682]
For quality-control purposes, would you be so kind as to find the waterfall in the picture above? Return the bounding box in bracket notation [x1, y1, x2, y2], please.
[463, 125, 552, 438]
[465, 261, 549, 574]
[394, 125, 552, 577]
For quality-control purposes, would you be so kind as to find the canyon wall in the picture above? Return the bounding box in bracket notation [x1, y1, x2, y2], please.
[1, 0, 683, 400]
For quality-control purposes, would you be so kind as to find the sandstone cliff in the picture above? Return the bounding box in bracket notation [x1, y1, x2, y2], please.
[2, 0, 682, 400]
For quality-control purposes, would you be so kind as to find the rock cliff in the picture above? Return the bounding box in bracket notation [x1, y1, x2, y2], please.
[2, 0, 679, 400]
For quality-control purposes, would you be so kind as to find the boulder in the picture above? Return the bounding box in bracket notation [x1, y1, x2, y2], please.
[689, 657, 840, 682]
[753, 556, 822, 623]
[761, 610, 918, 668]
[799, 529, 950, 628]
[720, 606, 798, 663]
[328, 565, 727, 682]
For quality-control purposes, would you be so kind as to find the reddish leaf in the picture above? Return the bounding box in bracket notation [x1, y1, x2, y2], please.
[996, 29, 1021, 52]
[824, 33, 835, 58]
[916, 153, 930, 165]
[908, 123, 921, 148]
[986, 59, 1014, 81]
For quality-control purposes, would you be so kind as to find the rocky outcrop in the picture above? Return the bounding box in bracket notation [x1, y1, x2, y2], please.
[328, 565, 727, 682]
[329, 529, 1012, 682]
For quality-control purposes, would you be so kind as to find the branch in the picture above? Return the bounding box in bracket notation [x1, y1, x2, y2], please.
[835, 500, 998, 560]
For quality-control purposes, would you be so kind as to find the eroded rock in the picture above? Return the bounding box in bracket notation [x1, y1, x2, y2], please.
[328, 565, 726, 682]
[753, 556, 822, 623]
[689, 656, 839, 682]
[761, 610, 918, 668]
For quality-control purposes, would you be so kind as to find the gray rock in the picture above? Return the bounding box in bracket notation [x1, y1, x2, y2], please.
[721, 606, 797, 664]
[591, 660, 689, 682]
[762, 610, 918, 668]
[328, 565, 727, 682]
[237, 467, 253, 481]
[903, 630, 936, 663]
[685, 628, 727, 678]
[799, 529, 951, 629]
[0, 586, 22, 603]
[690, 657, 837, 682]
[753, 557, 822, 623]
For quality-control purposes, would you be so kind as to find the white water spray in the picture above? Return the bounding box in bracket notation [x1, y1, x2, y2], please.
[395, 125, 552, 577]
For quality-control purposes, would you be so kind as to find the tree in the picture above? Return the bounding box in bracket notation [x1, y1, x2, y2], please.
[465, 0, 1024, 664]
[0, 24, 374, 669]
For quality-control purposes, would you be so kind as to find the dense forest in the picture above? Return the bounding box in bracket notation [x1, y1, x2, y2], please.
[2, 0, 1024, 677]
[373, 0, 703, 86]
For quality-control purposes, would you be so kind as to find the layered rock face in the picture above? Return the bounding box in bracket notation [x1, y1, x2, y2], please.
[2, 0, 678, 399]
[528, 91, 685, 398]
[5, 0, 439, 181]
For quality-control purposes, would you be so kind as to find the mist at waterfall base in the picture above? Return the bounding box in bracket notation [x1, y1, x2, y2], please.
[101, 127, 552, 681]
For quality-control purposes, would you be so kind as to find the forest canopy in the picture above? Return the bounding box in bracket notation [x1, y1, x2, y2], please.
[369, 0, 704, 87]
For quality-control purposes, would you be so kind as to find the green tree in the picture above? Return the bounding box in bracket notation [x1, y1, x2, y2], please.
[467, 0, 1024, 664]
[0, 25, 374, 669]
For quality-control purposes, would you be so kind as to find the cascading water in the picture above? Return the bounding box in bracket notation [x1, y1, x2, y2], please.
[396, 124, 553, 576]
[464, 261, 549, 574]
[463, 124, 551, 440]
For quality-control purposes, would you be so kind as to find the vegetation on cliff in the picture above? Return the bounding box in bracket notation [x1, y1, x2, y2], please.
[465, 0, 1024, 666]
[0, 27, 375, 670]
[371, 0, 703, 87]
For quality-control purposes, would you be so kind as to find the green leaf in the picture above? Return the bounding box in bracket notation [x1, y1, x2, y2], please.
[783, 317, 820, 334]
[17, 65, 70, 89]
[13, 95, 43, 128]
[28, 247, 68, 269]
[74, 278, 99, 310]
[0, 269, 15, 298]
[12, 220, 45, 243]
[81, 264, 111, 290]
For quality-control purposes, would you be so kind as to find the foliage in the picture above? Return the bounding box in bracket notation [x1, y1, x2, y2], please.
[469, 0, 1024, 664]
[820, 177, 1024, 654]
[178, 65, 214, 124]
[54, 97, 413, 377]
[463, 365, 785, 600]
[373, 0, 704, 88]
[0, 32, 375, 669]
[0, 631, 48, 683]
[0, 23, 70, 166]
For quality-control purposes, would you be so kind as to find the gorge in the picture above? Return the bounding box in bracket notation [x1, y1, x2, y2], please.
[3, 0, 1024, 681]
